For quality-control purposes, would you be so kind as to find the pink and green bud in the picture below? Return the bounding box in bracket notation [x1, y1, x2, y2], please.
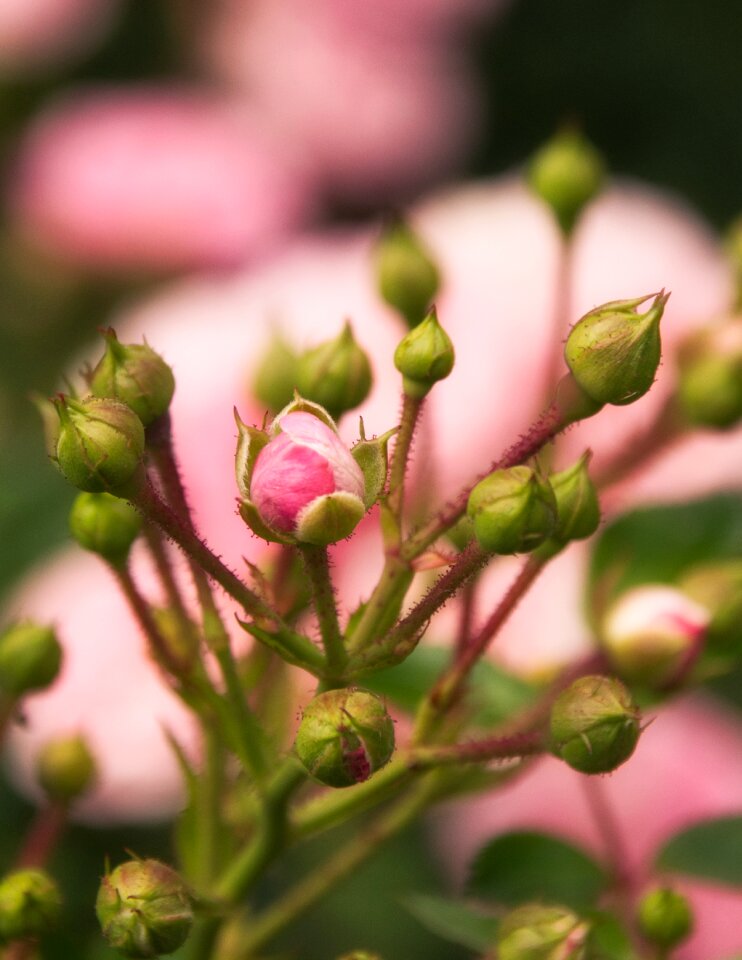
[69, 491, 142, 564]
[496, 903, 590, 960]
[96, 859, 193, 959]
[37, 734, 97, 804]
[296, 321, 373, 419]
[393, 306, 455, 397]
[565, 292, 669, 406]
[374, 217, 441, 327]
[53, 395, 145, 492]
[550, 675, 640, 774]
[528, 128, 605, 235]
[677, 318, 742, 429]
[252, 331, 299, 414]
[0, 868, 62, 944]
[88, 329, 175, 427]
[0, 621, 62, 698]
[601, 585, 709, 688]
[548, 452, 601, 547]
[467, 466, 557, 555]
[637, 887, 693, 949]
[294, 688, 395, 788]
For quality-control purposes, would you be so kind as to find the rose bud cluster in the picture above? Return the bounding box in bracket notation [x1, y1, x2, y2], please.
[494, 903, 590, 960]
[0, 868, 62, 944]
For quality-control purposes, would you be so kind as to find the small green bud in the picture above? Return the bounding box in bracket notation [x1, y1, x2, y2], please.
[677, 318, 742, 429]
[548, 453, 600, 546]
[37, 734, 97, 804]
[374, 217, 441, 327]
[680, 560, 742, 658]
[0, 868, 62, 943]
[637, 887, 693, 949]
[550, 675, 640, 774]
[0, 621, 62, 698]
[295, 688, 395, 788]
[528, 129, 605, 235]
[394, 306, 454, 397]
[252, 331, 299, 414]
[53, 395, 145, 493]
[89, 329, 175, 427]
[296, 321, 373, 419]
[496, 903, 590, 960]
[565, 292, 669, 406]
[96, 859, 193, 959]
[467, 466, 557, 555]
[69, 491, 142, 564]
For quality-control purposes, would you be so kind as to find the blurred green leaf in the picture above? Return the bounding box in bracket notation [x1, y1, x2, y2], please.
[585, 911, 636, 960]
[656, 815, 742, 885]
[467, 831, 607, 910]
[405, 894, 500, 951]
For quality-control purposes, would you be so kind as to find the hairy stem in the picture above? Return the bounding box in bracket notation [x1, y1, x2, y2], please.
[299, 545, 347, 677]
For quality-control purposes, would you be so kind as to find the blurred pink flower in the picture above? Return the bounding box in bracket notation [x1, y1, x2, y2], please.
[9, 88, 313, 273]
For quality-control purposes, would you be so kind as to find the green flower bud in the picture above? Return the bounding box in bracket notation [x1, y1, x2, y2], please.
[548, 453, 601, 545]
[677, 318, 742, 429]
[550, 676, 640, 774]
[680, 560, 742, 657]
[296, 321, 373, 419]
[374, 217, 441, 327]
[528, 129, 605, 235]
[89, 329, 175, 427]
[0, 621, 62, 698]
[53, 395, 145, 493]
[0, 868, 62, 943]
[565, 292, 669, 406]
[294, 688, 395, 788]
[69, 492, 142, 564]
[252, 331, 299, 414]
[37, 734, 97, 804]
[394, 306, 454, 397]
[467, 466, 557, 555]
[496, 903, 590, 960]
[96, 859, 193, 959]
[637, 887, 693, 949]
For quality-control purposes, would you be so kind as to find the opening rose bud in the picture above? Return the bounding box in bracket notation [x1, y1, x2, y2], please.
[247, 407, 366, 546]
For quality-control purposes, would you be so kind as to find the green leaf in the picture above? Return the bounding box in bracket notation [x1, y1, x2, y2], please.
[467, 831, 607, 910]
[585, 911, 636, 960]
[405, 894, 499, 951]
[656, 815, 742, 885]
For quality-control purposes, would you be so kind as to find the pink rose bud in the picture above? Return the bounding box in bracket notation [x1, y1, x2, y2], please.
[245, 406, 366, 546]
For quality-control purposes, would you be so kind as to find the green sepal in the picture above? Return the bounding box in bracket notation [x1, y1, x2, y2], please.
[351, 426, 397, 509]
[238, 499, 293, 545]
[236, 619, 326, 675]
[294, 491, 365, 545]
[271, 394, 337, 434]
[233, 409, 269, 499]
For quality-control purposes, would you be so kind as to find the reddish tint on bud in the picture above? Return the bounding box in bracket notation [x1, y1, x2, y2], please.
[496, 903, 590, 960]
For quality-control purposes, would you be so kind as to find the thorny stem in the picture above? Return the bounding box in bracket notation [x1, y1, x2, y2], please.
[299, 545, 347, 677]
[141, 521, 198, 642]
[408, 729, 546, 769]
[386, 392, 425, 541]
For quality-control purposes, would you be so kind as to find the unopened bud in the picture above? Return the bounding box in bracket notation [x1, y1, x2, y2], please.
[53, 395, 145, 492]
[679, 561, 742, 658]
[677, 318, 742, 429]
[467, 466, 557, 555]
[565, 292, 669, 406]
[296, 322, 373, 419]
[637, 887, 693, 949]
[394, 306, 454, 397]
[548, 452, 600, 546]
[37, 734, 97, 804]
[528, 129, 605, 235]
[601, 585, 709, 688]
[96, 859, 193, 959]
[69, 492, 142, 564]
[496, 903, 590, 960]
[89, 329, 175, 427]
[252, 331, 299, 414]
[294, 688, 395, 788]
[0, 621, 62, 698]
[550, 675, 640, 774]
[374, 217, 440, 327]
[0, 868, 62, 943]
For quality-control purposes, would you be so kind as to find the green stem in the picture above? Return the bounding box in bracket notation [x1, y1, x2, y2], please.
[299, 545, 347, 677]
[142, 521, 198, 642]
[214, 643, 270, 784]
[192, 730, 225, 888]
[345, 555, 413, 657]
[386, 393, 425, 539]
[408, 729, 545, 768]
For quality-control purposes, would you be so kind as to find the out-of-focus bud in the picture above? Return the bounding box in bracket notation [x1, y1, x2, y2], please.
[52, 395, 145, 492]
[374, 217, 441, 327]
[550, 675, 640, 774]
[252, 331, 299, 414]
[0, 621, 62, 699]
[96, 859, 193, 959]
[680, 561, 742, 658]
[294, 688, 395, 788]
[69, 491, 142, 564]
[676, 318, 742, 429]
[564, 292, 669, 406]
[548, 452, 600, 546]
[394, 306, 454, 397]
[600, 585, 710, 688]
[0, 868, 62, 943]
[237, 402, 366, 546]
[527, 129, 605, 235]
[88, 329, 175, 427]
[337, 953, 382, 960]
[296, 321, 373, 419]
[496, 903, 590, 960]
[37, 733, 97, 804]
[637, 887, 693, 949]
[467, 466, 557, 555]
